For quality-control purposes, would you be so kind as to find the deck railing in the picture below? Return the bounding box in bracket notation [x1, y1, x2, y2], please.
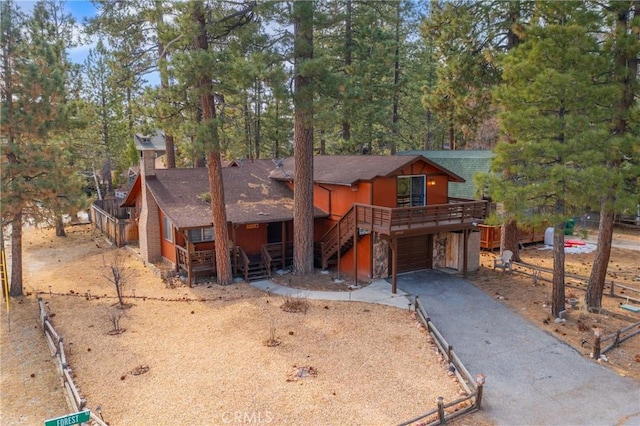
[175, 245, 215, 286]
[354, 199, 487, 235]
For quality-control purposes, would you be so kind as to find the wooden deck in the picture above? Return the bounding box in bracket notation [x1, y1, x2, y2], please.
[354, 199, 487, 236]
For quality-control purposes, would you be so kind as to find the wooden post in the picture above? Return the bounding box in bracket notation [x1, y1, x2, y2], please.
[437, 396, 445, 424]
[391, 237, 398, 294]
[232, 225, 238, 276]
[475, 373, 486, 409]
[609, 281, 615, 297]
[592, 328, 602, 359]
[463, 229, 469, 278]
[337, 218, 341, 280]
[353, 212, 358, 284]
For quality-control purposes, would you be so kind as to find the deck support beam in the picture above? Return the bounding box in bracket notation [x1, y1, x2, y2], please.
[353, 214, 358, 284]
[463, 229, 469, 278]
[391, 237, 398, 294]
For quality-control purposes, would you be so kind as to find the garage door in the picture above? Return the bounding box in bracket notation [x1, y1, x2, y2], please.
[396, 235, 432, 274]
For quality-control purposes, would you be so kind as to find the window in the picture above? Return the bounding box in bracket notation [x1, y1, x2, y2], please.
[187, 227, 214, 243]
[163, 216, 173, 242]
[397, 175, 426, 207]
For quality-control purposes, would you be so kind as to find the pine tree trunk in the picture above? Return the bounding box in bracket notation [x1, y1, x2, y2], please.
[424, 109, 432, 150]
[551, 223, 566, 318]
[10, 211, 23, 297]
[502, 220, 520, 262]
[192, 1, 232, 284]
[255, 78, 262, 159]
[207, 151, 232, 284]
[586, 204, 614, 310]
[390, 1, 401, 155]
[156, 0, 176, 168]
[165, 134, 176, 168]
[342, 0, 352, 142]
[292, 0, 315, 275]
[55, 216, 66, 237]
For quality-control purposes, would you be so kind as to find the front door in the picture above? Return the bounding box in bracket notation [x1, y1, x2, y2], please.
[267, 222, 283, 244]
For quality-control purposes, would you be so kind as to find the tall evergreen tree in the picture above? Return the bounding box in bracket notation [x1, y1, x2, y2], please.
[585, 1, 640, 310]
[488, 2, 610, 318]
[1, 0, 79, 295]
[292, 0, 315, 274]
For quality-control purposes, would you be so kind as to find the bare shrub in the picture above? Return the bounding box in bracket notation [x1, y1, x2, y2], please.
[280, 295, 309, 314]
[102, 249, 133, 308]
[265, 319, 280, 347]
[105, 307, 126, 335]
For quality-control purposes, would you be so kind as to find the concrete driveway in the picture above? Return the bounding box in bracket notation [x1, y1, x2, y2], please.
[396, 270, 640, 426]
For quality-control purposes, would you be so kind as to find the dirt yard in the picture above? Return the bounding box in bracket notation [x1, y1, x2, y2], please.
[1, 225, 472, 425]
[1, 224, 638, 425]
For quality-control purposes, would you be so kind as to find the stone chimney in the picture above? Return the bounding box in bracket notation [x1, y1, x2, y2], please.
[140, 150, 156, 177]
[135, 134, 162, 264]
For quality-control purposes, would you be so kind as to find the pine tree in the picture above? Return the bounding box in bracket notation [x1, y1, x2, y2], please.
[292, 0, 315, 274]
[488, 2, 611, 318]
[1, 0, 79, 295]
[585, 1, 640, 310]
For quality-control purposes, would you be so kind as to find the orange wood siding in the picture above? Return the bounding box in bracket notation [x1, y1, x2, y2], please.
[159, 210, 176, 264]
[234, 223, 267, 255]
[372, 178, 397, 208]
[337, 233, 372, 280]
[427, 175, 448, 205]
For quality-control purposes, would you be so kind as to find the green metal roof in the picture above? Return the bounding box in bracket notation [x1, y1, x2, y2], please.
[399, 150, 495, 200]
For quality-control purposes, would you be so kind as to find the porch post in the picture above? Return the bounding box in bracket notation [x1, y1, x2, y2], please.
[281, 221, 286, 268]
[187, 242, 194, 287]
[391, 237, 398, 294]
[232, 224, 237, 276]
[463, 229, 469, 278]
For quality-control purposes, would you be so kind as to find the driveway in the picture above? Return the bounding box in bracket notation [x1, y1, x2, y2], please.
[396, 270, 640, 426]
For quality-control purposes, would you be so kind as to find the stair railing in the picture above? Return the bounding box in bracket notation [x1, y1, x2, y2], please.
[318, 206, 356, 269]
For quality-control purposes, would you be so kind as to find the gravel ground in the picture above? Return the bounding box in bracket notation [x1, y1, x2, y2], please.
[1, 225, 470, 425]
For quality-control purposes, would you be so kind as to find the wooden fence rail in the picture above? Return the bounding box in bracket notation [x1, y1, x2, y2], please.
[37, 297, 108, 426]
[512, 261, 640, 305]
[397, 297, 486, 426]
[600, 320, 640, 355]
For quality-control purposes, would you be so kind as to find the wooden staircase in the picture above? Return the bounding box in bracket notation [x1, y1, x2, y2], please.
[316, 206, 358, 270]
[245, 254, 269, 281]
[235, 247, 269, 281]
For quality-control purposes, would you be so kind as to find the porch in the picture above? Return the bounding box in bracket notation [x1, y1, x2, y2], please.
[175, 241, 294, 286]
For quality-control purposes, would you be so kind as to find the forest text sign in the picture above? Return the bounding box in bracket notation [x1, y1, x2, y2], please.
[44, 410, 90, 426]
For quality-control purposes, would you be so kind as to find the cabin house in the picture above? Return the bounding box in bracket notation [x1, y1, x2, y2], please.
[120, 150, 487, 291]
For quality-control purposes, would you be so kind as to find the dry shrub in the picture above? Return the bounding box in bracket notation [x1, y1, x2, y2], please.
[265, 319, 280, 347]
[280, 295, 309, 314]
[105, 306, 126, 335]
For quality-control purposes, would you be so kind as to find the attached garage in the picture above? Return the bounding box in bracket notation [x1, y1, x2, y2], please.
[395, 235, 433, 274]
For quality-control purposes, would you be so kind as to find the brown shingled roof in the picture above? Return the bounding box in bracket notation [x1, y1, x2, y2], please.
[269, 155, 465, 185]
[144, 159, 327, 230]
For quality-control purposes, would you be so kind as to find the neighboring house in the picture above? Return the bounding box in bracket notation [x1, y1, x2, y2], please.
[399, 150, 545, 249]
[119, 148, 487, 291]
